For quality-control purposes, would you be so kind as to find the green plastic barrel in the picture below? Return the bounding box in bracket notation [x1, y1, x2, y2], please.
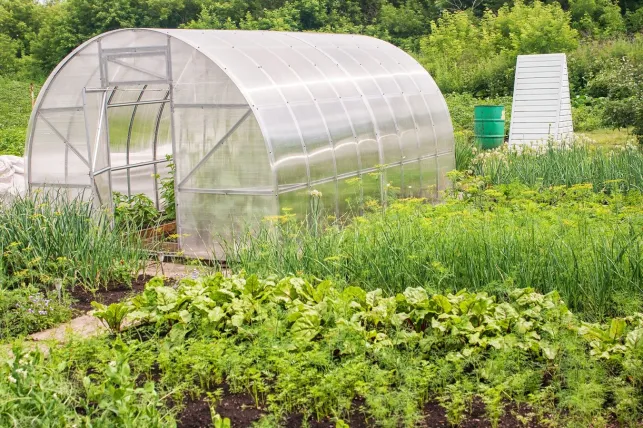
[474, 105, 505, 150]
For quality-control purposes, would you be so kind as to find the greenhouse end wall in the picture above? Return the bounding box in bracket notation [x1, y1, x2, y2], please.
[26, 28, 456, 259]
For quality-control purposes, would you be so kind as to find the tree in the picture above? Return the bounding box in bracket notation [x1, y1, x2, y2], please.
[489, 0, 579, 54]
[569, 0, 626, 37]
[420, 1, 579, 95]
[0, 0, 44, 57]
[587, 57, 643, 143]
[0, 33, 18, 74]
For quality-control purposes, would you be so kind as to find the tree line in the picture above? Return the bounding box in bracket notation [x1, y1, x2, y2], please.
[0, 0, 640, 80]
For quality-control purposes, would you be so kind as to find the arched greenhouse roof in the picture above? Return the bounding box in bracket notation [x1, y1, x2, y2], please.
[26, 28, 455, 258]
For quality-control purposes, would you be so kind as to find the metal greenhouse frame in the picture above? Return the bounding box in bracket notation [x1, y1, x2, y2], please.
[25, 29, 455, 258]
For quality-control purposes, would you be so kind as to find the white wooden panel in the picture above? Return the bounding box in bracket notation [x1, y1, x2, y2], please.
[513, 115, 559, 123]
[509, 53, 574, 146]
[514, 82, 564, 90]
[516, 66, 560, 73]
[512, 99, 562, 107]
[514, 94, 560, 101]
[515, 88, 561, 95]
[516, 71, 562, 79]
[512, 124, 556, 132]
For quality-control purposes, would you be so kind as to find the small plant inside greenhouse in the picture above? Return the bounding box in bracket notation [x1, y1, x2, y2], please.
[0, 1, 642, 427]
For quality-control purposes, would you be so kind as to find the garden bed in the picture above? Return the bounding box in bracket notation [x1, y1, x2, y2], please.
[70, 274, 154, 314]
[176, 392, 548, 427]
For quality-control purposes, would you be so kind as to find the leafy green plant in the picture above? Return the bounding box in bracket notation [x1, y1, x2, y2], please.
[0, 346, 82, 426]
[0, 286, 72, 340]
[92, 301, 134, 335]
[225, 175, 642, 319]
[439, 383, 472, 426]
[159, 155, 176, 222]
[3, 272, 643, 426]
[82, 356, 173, 426]
[211, 411, 231, 428]
[113, 192, 160, 229]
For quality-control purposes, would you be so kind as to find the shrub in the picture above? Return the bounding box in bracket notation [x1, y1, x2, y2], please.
[587, 57, 643, 143]
[572, 98, 606, 132]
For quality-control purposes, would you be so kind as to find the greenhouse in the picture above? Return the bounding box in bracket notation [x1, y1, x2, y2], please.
[25, 28, 455, 258]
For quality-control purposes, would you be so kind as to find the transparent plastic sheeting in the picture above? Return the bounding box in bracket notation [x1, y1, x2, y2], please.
[26, 29, 456, 258]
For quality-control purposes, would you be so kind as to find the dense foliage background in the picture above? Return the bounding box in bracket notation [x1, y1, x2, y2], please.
[0, 0, 641, 153]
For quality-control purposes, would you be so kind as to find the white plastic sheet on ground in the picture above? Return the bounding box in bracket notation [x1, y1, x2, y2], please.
[0, 156, 26, 198]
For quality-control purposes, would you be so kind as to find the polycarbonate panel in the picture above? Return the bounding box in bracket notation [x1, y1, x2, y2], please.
[342, 97, 380, 170]
[420, 157, 438, 199]
[317, 100, 360, 176]
[84, 91, 112, 207]
[129, 103, 159, 157]
[407, 94, 437, 157]
[30, 116, 73, 185]
[387, 95, 421, 161]
[402, 160, 422, 198]
[337, 175, 364, 215]
[260, 104, 308, 189]
[437, 153, 456, 192]
[105, 52, 167, 84]
[384, 165, 404, 203]
[290, 102, 335, 182]
[39, 43, 101, 110]
[178, 112, 272, 192]
[108, 86, 146, 105]
[107, 105, 135, 167]
[424, 94, 455, 155]
[278, 188, 309, 222]
[179, 193, 278, 258]
[32, 109, 90, 186]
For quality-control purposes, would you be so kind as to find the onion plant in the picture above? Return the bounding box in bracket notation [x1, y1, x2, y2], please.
[0, 189, 146, 291]
[469, 139, 643, 192]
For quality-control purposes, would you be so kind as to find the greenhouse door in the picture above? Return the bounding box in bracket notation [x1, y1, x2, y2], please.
[83, 41, 175, 211]
[83, 87, 113, 209]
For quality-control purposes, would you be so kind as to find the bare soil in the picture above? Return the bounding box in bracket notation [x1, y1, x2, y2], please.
[70, 274, 153, 314]
[175, 390, 547, 428]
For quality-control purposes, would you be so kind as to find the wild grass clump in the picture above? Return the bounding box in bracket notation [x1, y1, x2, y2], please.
[225, 181, 643, 320]
[470, 140, 643, 192]
[0, 190, 146, 291]
[455, 131, 476, 171]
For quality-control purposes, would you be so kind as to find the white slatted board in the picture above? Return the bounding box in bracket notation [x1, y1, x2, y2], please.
[509, 53, 573, 146]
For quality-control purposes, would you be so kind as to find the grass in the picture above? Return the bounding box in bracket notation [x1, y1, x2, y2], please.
[0, 77, 38, 156]
[578, 128, 635, 146]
